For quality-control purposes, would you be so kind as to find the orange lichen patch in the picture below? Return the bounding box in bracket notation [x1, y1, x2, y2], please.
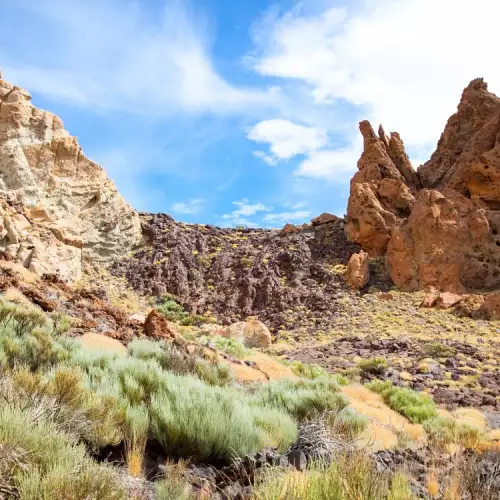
[451, 408, 487, 431]
[80, 333, 128, 356]
[230, 362, 268, 383]
[341, 386, 425, 451]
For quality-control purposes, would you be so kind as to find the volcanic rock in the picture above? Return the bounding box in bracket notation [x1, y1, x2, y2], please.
[420, 291, 464, 309]
[224, 319, 272, 348]
[348, 79, 500, 292]
[344, 251, 370, 289]
[144, 309, 184, 344]
[346, 122, 420, 256]
[311, 213, 340, 226]
[112, 214, 361, 331]
[0, 74, 141, 282]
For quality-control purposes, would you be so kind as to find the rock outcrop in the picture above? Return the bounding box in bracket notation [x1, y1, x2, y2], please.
[0, 73, 141, 282]
[347, 79, 500, 293]
[112, 214, 364, 332]
[344, 251, 370, 290]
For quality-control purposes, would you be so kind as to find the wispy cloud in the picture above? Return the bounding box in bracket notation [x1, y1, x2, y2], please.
[223, 199, 271, 219]
[250, 0, 500, 178]
[1, 0, 271, 116]
[171, 199, 205, 215]
[248, 119, 327, 165]
[263, 210, 312, 224]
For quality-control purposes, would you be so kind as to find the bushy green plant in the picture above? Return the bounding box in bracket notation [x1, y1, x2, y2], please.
[252, 453, 413, 500]
[155, 297, 215, 326]
[423, 342, 457, 359]
[358, 357, 387, 376]
[252, 377, 348, 421]
[328, 407, 369, 439]
[150, 375, 297, 461]
[198, 335, 249, 359]
[366, 380, 438, 424]
[424, 416, 483, 448]
[0, 400, 124, 499]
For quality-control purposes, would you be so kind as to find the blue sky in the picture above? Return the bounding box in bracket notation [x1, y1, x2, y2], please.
[1, 0, 500, 227]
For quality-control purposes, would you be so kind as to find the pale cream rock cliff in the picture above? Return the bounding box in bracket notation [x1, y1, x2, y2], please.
[0, 73, 141, 282]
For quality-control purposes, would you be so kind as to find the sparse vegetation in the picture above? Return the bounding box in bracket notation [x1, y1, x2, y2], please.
[423, 342, 457, 358]
[252, 453, 413, 500]
[358, 357, 388, 376]
[424, 416, 483, 449]
[366, 380, 438, 424]
[198, 335, 249, 359]
[155, 296, 216, 326]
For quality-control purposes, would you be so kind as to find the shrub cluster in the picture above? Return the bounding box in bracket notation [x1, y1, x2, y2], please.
[366, 380, 438, 424]
[0, 299, 352, 485]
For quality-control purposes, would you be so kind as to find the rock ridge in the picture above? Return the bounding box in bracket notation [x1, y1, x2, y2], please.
[347, 78, 500, 293]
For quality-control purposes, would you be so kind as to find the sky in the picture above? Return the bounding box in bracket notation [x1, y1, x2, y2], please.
[1, 0, 500, 228]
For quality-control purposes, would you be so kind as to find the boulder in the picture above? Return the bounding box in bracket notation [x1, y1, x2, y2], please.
[144, 309, 185, 345]
[477, 292, 500, 320]
[311, 212, 340, 226]
[224, 318, 272, 348]
[344, 251, 370, 289]
[420, 292, 464, 309]
[280, 223, 300, 235]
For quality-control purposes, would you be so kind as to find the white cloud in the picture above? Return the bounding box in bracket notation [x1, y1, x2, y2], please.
[263, 210, 312, 223]
[248, 119, 327, 164]
[0, 0, 270, 116]
[220, 199, 272, 227]
[171, 199, 204, 215]
[252, 0, 500, 174]
[223, 199, 271, 219]
[253, 151, 278, 166]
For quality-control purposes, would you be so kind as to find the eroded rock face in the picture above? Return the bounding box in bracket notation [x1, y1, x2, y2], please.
[344, 251, 370, 290]
[0, 74, 141, 282]
[348, 79, 500, 292]
[347, 122, 420, 256]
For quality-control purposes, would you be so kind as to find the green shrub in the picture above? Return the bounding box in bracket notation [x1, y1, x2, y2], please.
[286, 360, 330, 379]
[424, 416, 483, 448]
[150, 375, 297, 461]
[0, 401, 124, 499]
[252, 453, 412, 500]
[252, 377, 348, 421]
[366, 380, 438, 424]
[358, 357, 387, 376]
[423, 342, 457, 359]
[198, 335, 248, 359]
[155, 297, 215, 326]
[194, 359, 233, 387]
[328, 407, 369, 439]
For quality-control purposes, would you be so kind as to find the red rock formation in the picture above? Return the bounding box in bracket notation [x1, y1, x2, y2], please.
[347, 79, 500, 293]
[347, 122, 420, 256]
[344, 251, 370, 289]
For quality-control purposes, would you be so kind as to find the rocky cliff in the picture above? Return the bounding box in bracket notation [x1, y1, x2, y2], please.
[347, 78, 500, 293]
[0, 73, 141, 282]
